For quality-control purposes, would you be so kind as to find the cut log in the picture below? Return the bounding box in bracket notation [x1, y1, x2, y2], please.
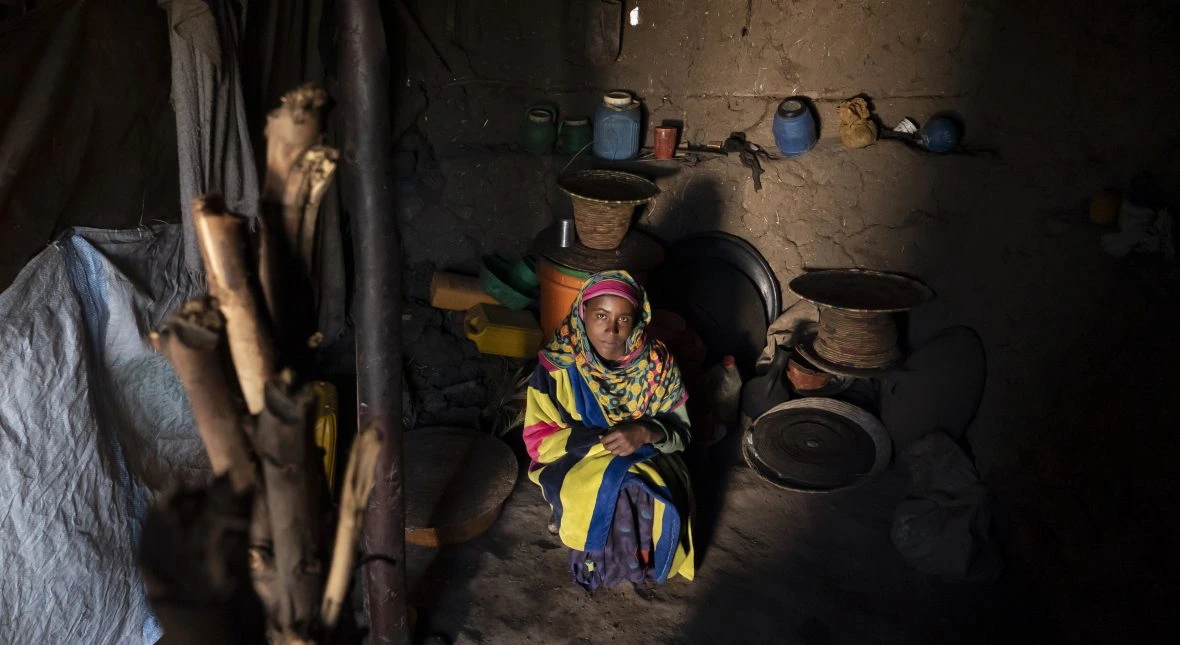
[257, 83, 337, 352]
[192, 195, 277, 414]
[249, 371, 326, 640]
[321, 427, 381, 629]
[152, 297, 254, 493]
[262, 84, 328, 203]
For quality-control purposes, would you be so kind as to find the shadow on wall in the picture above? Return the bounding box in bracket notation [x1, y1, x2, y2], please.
[668, 0, 1180, 643]
[895, 2, 1180, 642]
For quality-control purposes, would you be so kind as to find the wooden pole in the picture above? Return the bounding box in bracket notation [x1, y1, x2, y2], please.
[337, 0, 408, 641]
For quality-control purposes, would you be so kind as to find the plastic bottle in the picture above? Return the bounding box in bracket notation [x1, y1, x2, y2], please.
[739, 346, 791, 430]
[704, 355, 743, 444]
[520, 105, 558, 154]
[592, 91, 641, 160]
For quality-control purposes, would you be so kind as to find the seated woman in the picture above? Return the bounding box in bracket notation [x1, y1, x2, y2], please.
[524, 270, 694, 591]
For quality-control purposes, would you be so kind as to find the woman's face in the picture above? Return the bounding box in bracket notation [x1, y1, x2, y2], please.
[584, 295, 637, 361]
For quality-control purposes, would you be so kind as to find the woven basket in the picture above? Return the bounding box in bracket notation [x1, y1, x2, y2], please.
[558, 170, 659, 250]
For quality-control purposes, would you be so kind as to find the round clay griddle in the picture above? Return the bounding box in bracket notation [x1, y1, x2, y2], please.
[405, 428, 518, 547]
[788, 269, 933, 313]
[533, 225, 664, 274]
[742, 398, 891, 493]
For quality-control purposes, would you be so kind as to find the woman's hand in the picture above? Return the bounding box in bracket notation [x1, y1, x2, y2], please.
[600, 422, 664, 456]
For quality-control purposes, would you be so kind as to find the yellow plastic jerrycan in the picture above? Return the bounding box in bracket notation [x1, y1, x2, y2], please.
[464, 304, 543, 358]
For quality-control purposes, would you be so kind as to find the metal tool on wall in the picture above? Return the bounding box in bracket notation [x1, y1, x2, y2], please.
[722, 132, 773, 191]
[636, 133, 774, 190]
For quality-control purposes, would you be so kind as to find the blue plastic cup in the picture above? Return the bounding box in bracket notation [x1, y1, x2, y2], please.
[773, 98, 818, 157]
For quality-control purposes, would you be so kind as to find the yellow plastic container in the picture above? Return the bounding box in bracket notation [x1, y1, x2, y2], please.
[464, 304, 543, 358]
[430, 271, 499, 311]
[1089, 190, 1120, 226]
[312, 381, 338, 492]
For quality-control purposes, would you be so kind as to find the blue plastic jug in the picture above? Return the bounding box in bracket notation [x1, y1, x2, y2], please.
[593, 91, 641, 160]
[772, 97, 817, 157]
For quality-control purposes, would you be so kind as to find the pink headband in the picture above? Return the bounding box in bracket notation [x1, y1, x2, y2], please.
[580, 279, 640, 314]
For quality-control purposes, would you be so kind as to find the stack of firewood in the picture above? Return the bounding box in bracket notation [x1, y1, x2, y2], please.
[141, 84, 378, 644]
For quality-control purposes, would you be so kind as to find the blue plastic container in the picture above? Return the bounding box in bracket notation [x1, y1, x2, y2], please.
[918, 115, 963, 153]
[772, 98, 817, 157]
[593, 91, 641, 160]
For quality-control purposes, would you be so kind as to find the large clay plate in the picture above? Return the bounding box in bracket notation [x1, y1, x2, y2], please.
[879, 326, 986, 450]
[742, 398, 891, 493]
[405, 428, 519, 547]
[533, 225, 665, 274]
[788, 269, 933, 312]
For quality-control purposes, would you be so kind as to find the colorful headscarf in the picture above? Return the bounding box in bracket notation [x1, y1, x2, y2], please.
[541, 271, 685, 424]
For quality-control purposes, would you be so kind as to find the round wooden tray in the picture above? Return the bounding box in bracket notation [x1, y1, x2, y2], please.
[405, 428, 519, 547]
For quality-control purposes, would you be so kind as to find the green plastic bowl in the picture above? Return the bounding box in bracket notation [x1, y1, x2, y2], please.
[480, 256, 539, 310]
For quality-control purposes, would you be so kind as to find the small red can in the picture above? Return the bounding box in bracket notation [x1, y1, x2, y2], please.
[653, 126, 678, 160]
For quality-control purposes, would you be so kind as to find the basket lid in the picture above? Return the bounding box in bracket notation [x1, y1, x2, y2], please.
[788, 269, 933, 312]
[558, 169, 659, 205]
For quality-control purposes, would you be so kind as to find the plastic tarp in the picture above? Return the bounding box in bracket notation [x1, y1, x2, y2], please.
[0, 225, 207, 644]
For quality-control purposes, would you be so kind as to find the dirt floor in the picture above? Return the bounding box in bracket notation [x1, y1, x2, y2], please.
[406, 436, 1014, 645]
[390, 0, 1180, 642]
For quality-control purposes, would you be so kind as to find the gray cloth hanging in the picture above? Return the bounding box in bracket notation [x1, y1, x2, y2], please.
[159, 0, 261, 274]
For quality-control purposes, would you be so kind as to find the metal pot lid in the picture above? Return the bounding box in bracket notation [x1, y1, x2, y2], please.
[661, 232, 781, 325]
[788, 269, 933, 313]
[647, 251, 768, 377]
[743, 398, 891, 493]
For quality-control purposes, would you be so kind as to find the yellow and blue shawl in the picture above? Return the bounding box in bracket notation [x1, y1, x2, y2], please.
[524, 271, 695, 583]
